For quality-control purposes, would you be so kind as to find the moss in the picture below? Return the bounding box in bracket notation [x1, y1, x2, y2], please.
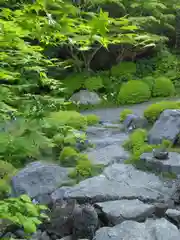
[117, 80, 151, 104]
[162, 172, 177, 179]
[144, 101, 180, 123]
[84, 76, 104, 91]
[69, 157, 104, 183]
[120, 109, 133, 122]
[86, 114, 100, 125]
[152, 77, 175, 97]
[59, 146, 79, 167]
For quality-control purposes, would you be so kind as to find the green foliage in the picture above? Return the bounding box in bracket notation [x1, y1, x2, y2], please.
[111, 62, 136, 77]
[59, 147, 79, 167]
[152, 77, 175, 97]
[120, 109, 133, 122]
[46, 111, 87, 131]
[69, 157, 104, 183]
[144, 101, 180, 123]
[86, 114, 100, 125]
[0, 195, 49, 235]
[161, 139, 173, 149]
[0, 161, 16, 179]
[84, 76, 104, 91]
[117, 80, 151, 104]
[141, 76, 155, 92]
[0, 179, 11, 200]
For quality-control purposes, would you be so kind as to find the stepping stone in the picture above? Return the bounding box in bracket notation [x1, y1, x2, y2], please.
[86, 144, 130, 165]
[62, 163, 175, 204]
[93, 218, 180, 240]
[95, 199, 155, 225]
[140, 152, 180, 175]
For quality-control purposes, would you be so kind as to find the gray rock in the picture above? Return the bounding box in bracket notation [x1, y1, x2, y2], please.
[11, 161, 70, 199]
[154, 203, 169, 218]
[95, 199, 155, 225]
[148, 109, 180, 144]
[89, 133, 128, 149]
[51, 187, 72, 203]
[30, 230, 50, 240]
[64, 163, 175, 203]
[123, 114, 148, 132]
[93, 218, 180, 240]
[72, 204, 98, 239]
[153, 148, 169, 160]
[45, 199, 76, 238]
[70, 90, 101, 105]
[140, 152, 180, 175]
[86, 144, 130, 165]
[166, 209, 180, 225]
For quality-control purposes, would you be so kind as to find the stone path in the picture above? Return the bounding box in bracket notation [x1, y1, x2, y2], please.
[10, 98, 180, 240]
[81, 97, 180, 122]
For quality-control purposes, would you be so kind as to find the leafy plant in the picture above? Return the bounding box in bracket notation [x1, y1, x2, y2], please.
[120, 109, 133, 122]
[0, 195, 49, 235]
[117, 80, 151, 104]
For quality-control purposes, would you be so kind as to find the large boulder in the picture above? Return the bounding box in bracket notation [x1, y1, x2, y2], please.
[11, 161, 71, 199]
[62, 163, 175, 204]
[93, 218, 180, 240]
[148, 109, 180, 144]
[70, 90, 101, 105]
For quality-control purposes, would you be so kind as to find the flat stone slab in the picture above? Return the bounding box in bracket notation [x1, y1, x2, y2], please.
[95, 199, 155, 225]
[93, 218, 180, 240]
[63, 163, 175, 203]
[140, 152, 180, 175]
[86, 144, 130, 165]
[89, 133, 128, 149]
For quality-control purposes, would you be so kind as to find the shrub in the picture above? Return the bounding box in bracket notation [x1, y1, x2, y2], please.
[47, 111, 87, 130]
[59, 147, 79, 167]
[111, 62, 136, 77]
[117, 80, 151, 104]
[86, 114, 100, 125]
[120, 109, 133, 122]
[69, 158, 104, 183]
[141, 76, 155, 91]
[152, 77, 175, 97]
[84, 76, 104, 91]
[144, 101, 180, 123]
[62, 73, 86, 95]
